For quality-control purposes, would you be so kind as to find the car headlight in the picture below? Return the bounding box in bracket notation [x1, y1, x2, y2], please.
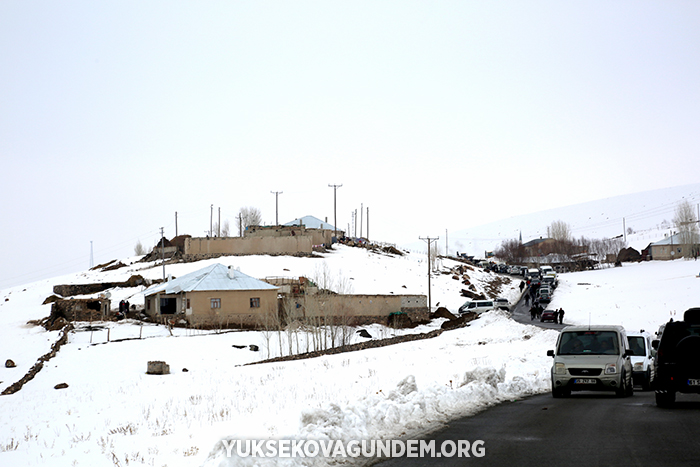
[605, 363, 617, 374]
[555, 363, 566, 375]
[633, 362, 644, 372]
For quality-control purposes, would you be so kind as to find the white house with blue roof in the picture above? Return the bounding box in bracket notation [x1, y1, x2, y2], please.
[144, 263, 279, 327]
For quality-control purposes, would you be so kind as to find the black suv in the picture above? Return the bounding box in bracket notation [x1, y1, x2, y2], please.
[652, 308, 700, 407]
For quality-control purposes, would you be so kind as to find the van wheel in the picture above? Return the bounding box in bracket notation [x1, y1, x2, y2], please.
[641, 369, 652, 391]
[625, 373, 634, 397]
[616, 373, 628, 398]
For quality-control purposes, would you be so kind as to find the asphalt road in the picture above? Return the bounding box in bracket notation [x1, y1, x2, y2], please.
[510, 287, 567, 330]
[373, 285, 700, 467]
[374, 390, 700, 467]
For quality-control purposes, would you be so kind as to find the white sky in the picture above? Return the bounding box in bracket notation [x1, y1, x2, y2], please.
[2, 1, 699, 288]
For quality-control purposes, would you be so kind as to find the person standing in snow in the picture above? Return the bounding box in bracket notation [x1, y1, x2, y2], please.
[558, 308, 565, 324]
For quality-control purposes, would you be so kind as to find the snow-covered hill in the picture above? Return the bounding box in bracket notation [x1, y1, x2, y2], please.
[408, 182, 700, 257]
[2, 189, 700, 466]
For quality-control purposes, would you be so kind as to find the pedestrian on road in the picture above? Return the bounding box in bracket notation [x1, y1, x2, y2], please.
[558, 308, 565, 324]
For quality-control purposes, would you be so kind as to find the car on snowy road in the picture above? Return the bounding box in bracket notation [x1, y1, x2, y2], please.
[540, 310, 558, 323]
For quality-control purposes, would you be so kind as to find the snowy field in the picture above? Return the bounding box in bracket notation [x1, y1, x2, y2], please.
[1, 244, 698, 467]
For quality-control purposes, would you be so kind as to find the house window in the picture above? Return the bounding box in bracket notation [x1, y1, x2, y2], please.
[250, 297, 260, 308]
[186, 299, 191, 309]
[211, 298, 221, 309]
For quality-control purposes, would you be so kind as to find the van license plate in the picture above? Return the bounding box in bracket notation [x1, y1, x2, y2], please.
[574, 379, 597, 385]
[688, 379, 700, 386]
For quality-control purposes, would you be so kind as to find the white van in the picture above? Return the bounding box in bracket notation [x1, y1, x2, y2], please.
[539, 265, 554, 276]
[547, 325, 634, 398]
[461, 300, 495, 315]
[627, 331, 655, 390]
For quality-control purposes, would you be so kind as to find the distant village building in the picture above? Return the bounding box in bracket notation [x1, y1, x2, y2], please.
[158, 215, 345, 260]
[648, 233, 698, 260]
[284, 215, 341, 233]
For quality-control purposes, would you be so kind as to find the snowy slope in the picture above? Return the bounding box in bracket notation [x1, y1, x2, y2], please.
[431, 182, 700, 257]
[1, 215, 699, 466]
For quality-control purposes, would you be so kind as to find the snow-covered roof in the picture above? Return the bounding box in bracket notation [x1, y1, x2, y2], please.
[284, 215, 340, 231]
[650, 233, 683, 246]
[144, 263, 278, 295]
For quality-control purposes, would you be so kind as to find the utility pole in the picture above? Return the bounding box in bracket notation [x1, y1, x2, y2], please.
[420, 236, 439, 311]
[354, 209, 357, 237]
[366, 206, 369, 240]
[351, 210, 355, 238]
[328, 184, 342, 240]
[160, 227, 165, 280]
[210, 204, 213, 237]
[446, 229, 448, 257]
[271, 191, 283, 225]
[175, 211, 178, 237]
[218, 207, 221, 237]
[89, 241, 93, 269]
[623, 218, 626, 243]
[360, 203, 363, 239]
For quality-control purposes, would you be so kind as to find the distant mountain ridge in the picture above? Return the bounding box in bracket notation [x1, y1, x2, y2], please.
[407, 183, 700, 257]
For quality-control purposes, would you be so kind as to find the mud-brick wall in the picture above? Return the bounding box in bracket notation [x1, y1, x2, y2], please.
[50, 299, 110, 321]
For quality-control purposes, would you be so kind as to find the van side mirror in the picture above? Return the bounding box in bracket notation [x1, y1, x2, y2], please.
[624, 349, 634, 357]
[651, 340, 659, 350]
[547, 350, 555, 357]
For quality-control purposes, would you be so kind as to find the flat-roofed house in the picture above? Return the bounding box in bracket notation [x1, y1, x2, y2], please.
[144, 263, 279, 327]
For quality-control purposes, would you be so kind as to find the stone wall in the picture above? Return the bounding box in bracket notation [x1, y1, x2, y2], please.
[50, 299, 111, 322]
[53, 275, 148, 297]
[184, 236, 314, 256]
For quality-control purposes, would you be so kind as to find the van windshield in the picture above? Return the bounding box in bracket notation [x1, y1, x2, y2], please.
[558, 331, 619, 355]
[627, 337, 646, 356]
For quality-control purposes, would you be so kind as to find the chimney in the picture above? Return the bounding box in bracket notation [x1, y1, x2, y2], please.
[228, 265, 235, 279]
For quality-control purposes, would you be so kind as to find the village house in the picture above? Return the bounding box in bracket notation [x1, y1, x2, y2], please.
[648, 233, 699, 260]
[143, 263, 279, 328]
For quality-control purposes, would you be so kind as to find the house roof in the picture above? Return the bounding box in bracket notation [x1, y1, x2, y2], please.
[284, 215, 340, 231]
[522, 237, 553, 248]
[650, 233, 684, 246]
[144, 263, 278, 296]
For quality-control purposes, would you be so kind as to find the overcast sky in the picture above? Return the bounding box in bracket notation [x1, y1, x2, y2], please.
[2, 1, 699, 289]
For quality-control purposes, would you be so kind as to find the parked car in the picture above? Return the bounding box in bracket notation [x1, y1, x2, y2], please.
[627, 331, 655, 390]
[458, 300, 472, 313]
[527, 268, 540, 280]
[537, 291, 552, 305]
[494, 298, 511, 312]
[539, 265, 554, 276]
[547, 325, 634, 398]
[460, 300, 495, 315]
[540, 309, 558, 322]
[652, 308, 700, 406]
[542, 274, 558, 289]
